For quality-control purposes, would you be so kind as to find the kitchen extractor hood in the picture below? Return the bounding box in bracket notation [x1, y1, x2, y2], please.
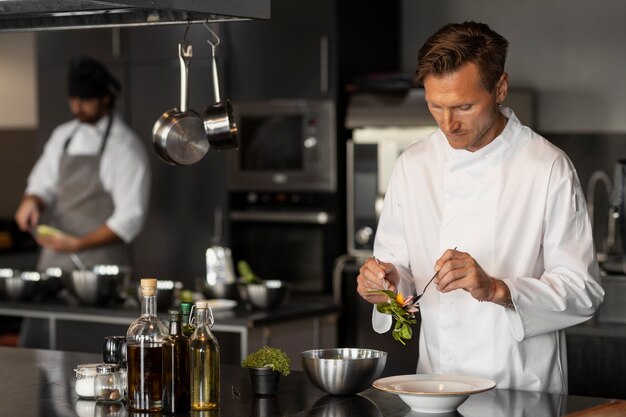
[0, 0, 270, 32]
[345, 89, 435, 129]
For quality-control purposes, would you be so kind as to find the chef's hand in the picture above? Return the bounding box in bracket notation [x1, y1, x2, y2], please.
[357, 257, 399, 304]
[36, 233, 81, 253]
[14, 195, 45, 232]
[434, 248, 507, 303]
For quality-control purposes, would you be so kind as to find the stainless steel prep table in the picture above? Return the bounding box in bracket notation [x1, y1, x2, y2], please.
[0, 296, 339, 367]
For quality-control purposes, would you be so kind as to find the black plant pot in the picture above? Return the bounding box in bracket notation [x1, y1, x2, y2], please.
[248, 367, 281, 396]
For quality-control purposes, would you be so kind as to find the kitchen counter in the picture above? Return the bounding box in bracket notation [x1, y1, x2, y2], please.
[1, 346, 618, 417]
[0, 296, 340, 368]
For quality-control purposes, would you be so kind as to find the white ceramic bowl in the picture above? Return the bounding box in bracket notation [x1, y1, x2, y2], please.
[373, 374, 495, 413]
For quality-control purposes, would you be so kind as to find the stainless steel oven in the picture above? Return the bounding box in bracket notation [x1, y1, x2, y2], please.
[229, 191, 340, 293]
[228, 99, 336, 192]
[347, 127, 435, 256]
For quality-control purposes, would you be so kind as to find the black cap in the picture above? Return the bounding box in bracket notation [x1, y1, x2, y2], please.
[68, 56, 121, 99]
[169, 309, 183, 321]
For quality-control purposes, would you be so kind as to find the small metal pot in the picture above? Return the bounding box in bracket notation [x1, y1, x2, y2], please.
[203, 25, 238, 151]
[152, 42, 208, 165]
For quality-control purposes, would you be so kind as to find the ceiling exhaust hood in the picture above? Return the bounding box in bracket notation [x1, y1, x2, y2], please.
[0, 0, 270, 32]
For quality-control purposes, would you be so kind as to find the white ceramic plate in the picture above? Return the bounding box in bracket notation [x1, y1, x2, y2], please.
[204, 298, 238, 311]
[373, 374, 496, 413]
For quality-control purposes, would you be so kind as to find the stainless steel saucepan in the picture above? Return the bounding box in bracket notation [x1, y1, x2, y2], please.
[203, 24, 238, 150]
[152, 42, 208, 165]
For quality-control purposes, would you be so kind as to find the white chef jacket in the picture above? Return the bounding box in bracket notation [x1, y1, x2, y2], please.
[372, 108, 604, 394]
[25, 114, 150, 243]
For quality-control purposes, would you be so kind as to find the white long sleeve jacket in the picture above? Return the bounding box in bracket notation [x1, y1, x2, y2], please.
[372, 108, 604, 394]
[25, 115, 150, 243]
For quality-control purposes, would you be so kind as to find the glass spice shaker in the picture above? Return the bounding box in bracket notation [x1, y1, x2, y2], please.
[74, 363, 100, 399]
[94, 364, 124, 403]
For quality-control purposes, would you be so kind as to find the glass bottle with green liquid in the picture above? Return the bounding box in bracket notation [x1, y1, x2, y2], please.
[180, 302, 195, 337]
[189, 301, 220, 410]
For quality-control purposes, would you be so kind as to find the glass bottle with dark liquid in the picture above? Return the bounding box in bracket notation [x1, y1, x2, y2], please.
[126, 278, 168, 412]
[162, 309, 190, 414]
[190, 301, 220, 410]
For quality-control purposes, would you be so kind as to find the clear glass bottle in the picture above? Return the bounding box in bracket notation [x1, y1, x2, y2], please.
[180, 302, 195, 338]
[126, 278, 168, 412]
[190, 301, 220, 410]
[162, 309, 190, 414]
[94, 364, 123, 403]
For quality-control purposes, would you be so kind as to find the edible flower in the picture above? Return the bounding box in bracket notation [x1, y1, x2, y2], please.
[370, 289, 419, 345]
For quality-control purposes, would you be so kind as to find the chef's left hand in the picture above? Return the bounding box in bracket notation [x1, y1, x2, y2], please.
[433, 248, 495, 301]
[36, 234, 81, 253]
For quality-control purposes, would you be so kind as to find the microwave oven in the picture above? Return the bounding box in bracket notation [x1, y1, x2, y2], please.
[347, 126, 436, 256]
[228, 99, 336, 192]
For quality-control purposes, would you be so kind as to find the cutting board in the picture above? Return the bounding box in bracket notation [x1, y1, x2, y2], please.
[564, 400, 626, 417]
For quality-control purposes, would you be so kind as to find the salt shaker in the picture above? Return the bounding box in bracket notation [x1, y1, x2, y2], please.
[94, 364, 123, 403]
[74, 363, 99, 399]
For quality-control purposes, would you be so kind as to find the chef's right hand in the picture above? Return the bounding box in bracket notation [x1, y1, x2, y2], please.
[357, 257, 399, 304]
[14, 195, 43, 232]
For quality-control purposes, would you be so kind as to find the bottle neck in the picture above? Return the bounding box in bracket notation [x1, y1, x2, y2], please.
[141, 294, 157, 317]
[196, 308, 211, 328]
[169, 319, 182, 336]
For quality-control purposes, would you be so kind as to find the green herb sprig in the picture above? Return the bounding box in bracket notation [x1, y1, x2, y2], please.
[372, 289, 419, 345]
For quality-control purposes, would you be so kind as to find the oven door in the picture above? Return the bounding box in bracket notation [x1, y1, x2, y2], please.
[347, 141, 380, 256]
[229, 210, 338, 293]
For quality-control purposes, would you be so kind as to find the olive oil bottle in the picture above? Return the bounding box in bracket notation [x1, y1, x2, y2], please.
[126, 278, 168, 412]
[180, 302, 195, 338]
[189, 301, 220, 410]
[162, 309, 190, 414]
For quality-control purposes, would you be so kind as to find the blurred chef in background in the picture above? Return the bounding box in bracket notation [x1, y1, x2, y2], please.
[14, 56, 150, 271]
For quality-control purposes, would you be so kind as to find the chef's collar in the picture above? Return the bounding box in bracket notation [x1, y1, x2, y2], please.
[77, 114, 111, 135]
[445, 107, 517, 161]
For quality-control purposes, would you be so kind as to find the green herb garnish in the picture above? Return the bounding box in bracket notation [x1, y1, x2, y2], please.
[372, 289, 419, 345]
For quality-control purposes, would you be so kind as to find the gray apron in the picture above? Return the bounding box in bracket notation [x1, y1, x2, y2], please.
[37, 116, 129, 271]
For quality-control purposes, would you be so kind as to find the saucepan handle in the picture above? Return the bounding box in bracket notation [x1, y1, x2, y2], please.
[205, 23, 222, 103]
[178, 42, 193, 112]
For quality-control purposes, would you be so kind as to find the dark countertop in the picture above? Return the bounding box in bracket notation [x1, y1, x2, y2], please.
[2, 346, 618, 417]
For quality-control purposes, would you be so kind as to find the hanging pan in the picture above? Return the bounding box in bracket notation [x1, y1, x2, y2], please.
[152, 37, 208, 165]
[203, 24, 238, 150]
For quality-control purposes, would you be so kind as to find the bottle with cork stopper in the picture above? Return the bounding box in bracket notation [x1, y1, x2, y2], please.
[126, 278, 168, 412]
[190, 300, 220, 410]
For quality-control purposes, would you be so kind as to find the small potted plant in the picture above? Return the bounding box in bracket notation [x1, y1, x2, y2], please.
[241, 346, 291, 396]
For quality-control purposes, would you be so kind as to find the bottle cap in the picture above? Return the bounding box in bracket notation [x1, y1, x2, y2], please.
[96, 364, 119, 374]
[196, 300, 208, 309]
[168, 309, 182, 321]
[140, 278, 157, 296]
[180, 302, 192, 314]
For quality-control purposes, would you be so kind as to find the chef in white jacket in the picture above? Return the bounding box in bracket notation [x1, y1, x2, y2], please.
[356, 21, 604, 394]
[15, 56, 150, 272]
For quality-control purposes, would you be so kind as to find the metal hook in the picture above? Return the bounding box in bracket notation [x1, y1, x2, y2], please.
[204, 22, 220, 48]
[207, 305, 215, 328]
[182, 21, 191, 43]
[189, 304, 196, 325]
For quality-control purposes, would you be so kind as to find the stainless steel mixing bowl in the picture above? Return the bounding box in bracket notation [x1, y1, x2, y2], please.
[239, 280, 288, 310]
[65, 265, 128, 306]
[300, 348, 387, 396]
[0, 268, 41, 301]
